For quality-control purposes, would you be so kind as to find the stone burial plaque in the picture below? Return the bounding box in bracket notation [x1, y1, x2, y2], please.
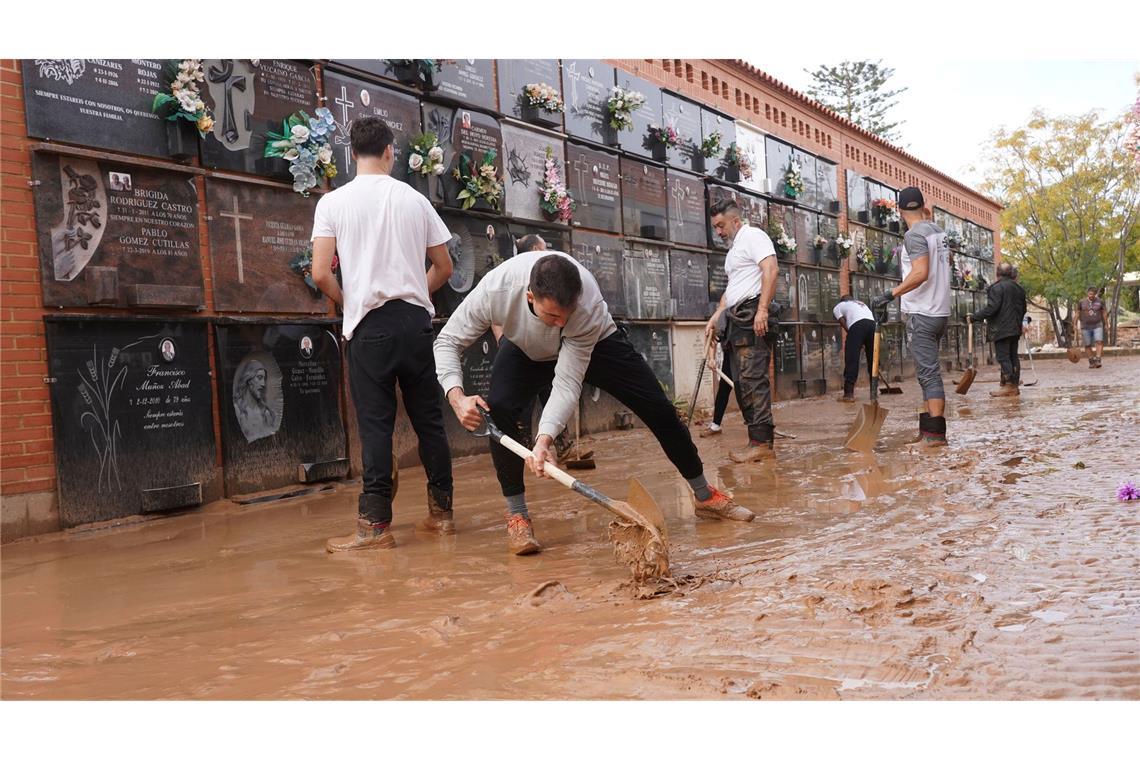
[434, 326, 499, 455]
[205, 178, 324, 314]
[435, 59, 497, 111]
[766, 136, 794, 199]
[774, 263, 798, 322]
[214, 321, 346, 495]
[421, 101, 457, 204]
[733, 120, 766, 192]
[622, 242, 671, 320]
[622, 322, 675, 397]
[707, 184, 768, 250]
[669, 250, 709, 320]
[199, 59, 317, 180]
[768, 201, 797, 262]
[847, 170, 869, 221]
[45, 318, 217, 527]
[818, 159, 840, 213]
[800, 324, 826, 395]
[31, 152, 203, 309]
[817, 215, 841, 267]
[432, 212, 515, 318]
[797, 267, 823, 322]
[794, 209, 818, 265]
[615, 72, 662, 160]
[327, 60, 400, 84]
[661, 92, 702, 171]
[700, 108, 736, 179]
[774, 324, 800, 401]
[322, 70, 420, 189]
[440, 107, 504, 212]
[708, 252, 727, 311]
[821, 270, 841, 318]
[823, 325, 844, 390]
[795, 149, 818, 209]
[497, 59, 563, 125]
[500, 123, 565, 223]
[666, 170, 707, 247]
[566, 143, 621, 233]
[561, 59, 616, 144]
[23, 58, 175, 158]
[570, 230, 625, 317]
[620, 158, 667, 240]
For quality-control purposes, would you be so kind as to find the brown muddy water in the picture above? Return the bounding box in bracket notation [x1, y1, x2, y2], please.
[3, 358, 1138, 699]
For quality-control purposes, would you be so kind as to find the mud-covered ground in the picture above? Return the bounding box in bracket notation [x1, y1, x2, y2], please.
[3, 357, 1137, 699]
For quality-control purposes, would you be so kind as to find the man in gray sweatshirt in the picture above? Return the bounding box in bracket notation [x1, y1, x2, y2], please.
[435, 251, 755, 555]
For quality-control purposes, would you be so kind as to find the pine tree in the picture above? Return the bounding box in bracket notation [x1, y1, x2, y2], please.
[804, 60, 907, 143]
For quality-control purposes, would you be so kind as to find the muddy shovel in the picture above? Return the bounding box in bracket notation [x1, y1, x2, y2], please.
[844, 312, 889, 453]
[955, 318, 977, 395]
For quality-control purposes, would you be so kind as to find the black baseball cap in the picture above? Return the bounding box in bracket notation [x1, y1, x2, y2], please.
[899, 187, 924, 210]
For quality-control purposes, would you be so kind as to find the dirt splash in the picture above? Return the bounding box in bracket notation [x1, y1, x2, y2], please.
[2, 357, 1138, 699]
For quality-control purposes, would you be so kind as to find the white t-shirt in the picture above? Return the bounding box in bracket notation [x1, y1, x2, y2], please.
[900, 221, 952, 318]
[723, 223, 776, 308]
[833, 299, 875, 326]
[311, 174, 452, 340]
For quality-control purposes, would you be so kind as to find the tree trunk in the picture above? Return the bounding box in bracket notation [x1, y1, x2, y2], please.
[1108, 242, 1126, 347]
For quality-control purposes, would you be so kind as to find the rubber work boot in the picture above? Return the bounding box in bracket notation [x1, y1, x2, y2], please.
[694, 485, 756, 521]
[699, 423, 723, 438]
[838, 386, 856, 403]
[729, 439, 776, 463]
[326, 519, 395, 552]
[989, 383, 1019, 398]
[918, 412, 948, 447]
[506, 514, 542, 555]
[417, 485, 456, 535]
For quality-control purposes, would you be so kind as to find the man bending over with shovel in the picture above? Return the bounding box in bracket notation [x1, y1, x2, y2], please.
[435, 251, 756, 556]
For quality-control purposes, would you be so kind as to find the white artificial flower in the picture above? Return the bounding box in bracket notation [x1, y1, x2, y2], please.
[283, 148, 300, 161]
[409, 153, 424, 171]
[317, 145, 333, 165]
[428, 146, 443, 161]
[433, 164, 445, 176]
[290, 124, 311, 144]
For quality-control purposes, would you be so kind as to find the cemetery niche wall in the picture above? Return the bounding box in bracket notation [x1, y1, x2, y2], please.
[565, 143, 621, 233]
[621, 158, 667, 240]
[500, 123, 566, 223]
[321, 69, 421, 188]
[561, 59, 617, 145]
[497, 59, 563, 129]
[432, 213, 516, 318]
[571, 230, 626, 317]
[623, 242, 671, 320]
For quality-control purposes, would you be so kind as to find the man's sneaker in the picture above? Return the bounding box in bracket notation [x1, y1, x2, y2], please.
[1094, 356, 1103, 368]
[417, 487, 456, 535]
[729, 441, 775, 463]
[693, 486, 756, 522]
[506, 514, 543, 555]
[699, 424, 723, 438]
[326, 519, 395, 553]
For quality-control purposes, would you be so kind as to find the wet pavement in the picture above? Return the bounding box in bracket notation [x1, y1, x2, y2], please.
[3, 357, 1138, 699]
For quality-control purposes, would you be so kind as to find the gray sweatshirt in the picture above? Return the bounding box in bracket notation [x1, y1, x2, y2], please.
[434, 250, 617, 440]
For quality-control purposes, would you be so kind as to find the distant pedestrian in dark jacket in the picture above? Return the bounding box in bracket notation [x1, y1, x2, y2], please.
[970, 261, 1027, 397]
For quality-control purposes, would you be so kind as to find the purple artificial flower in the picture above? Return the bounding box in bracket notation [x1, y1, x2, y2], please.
[1117, 480, 1139, 501]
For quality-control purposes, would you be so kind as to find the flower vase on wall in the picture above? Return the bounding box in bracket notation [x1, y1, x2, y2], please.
[166, 120, 198, 161]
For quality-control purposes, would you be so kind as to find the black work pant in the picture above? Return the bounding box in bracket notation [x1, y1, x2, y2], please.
[994, 335, 1021, 386]
[712, 347, 733, 425]
[346, 300, 453, 523]
[486, 331, 704, 498]
[844, 318, 876, 392]
[730, 333, 774, 444]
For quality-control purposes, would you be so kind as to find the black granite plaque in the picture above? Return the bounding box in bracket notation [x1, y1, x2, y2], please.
[621, 158, 667, 240]
[794, 209, 818, 265]
[774, 264, 798, 321]
[801, 324, 826, 394]
[32, 153, 203, 309]
[823, 325, 843, 390]
[46, 318, 216, 526]
[774, 324, 800, 401]
[199, 60, 318, 180]
[566, 143, 621, 233]
[215, 322, 345, 495]
[796, 150, 819, 208]
[766, 136, 794, 199]
[615, 72, 662, 159]
[206, 178, 324, 314]
[667, 170, 706, 247]
[22, 59, 175, 158]
[570, 230, 625, 317]
[708, 252, 727, 311]
[768, 201, 797, 263]
[623, 243, 671, 320]
[733, 122, 766, 193]
[435, 327, 499, 446]
[818, 159, 840, 213]
[850, 274, 870, 302]
[821, 270, 841, 319]
[322, 71, 420, 188]
[707, 185, 767, 250]
[669, 250, 709, 320]
[421, 101, 457, 204]
[501, 123, 565, 222]
[623, 322, 674, 397]
[847, 171, 869, 222]
[432, 213, 516, 317]
[509, 223, 569, 254]
[797, 267, 822, 322]
[880, 233, 903, 278]
[327, 60, 398, 84]
[662, 92, 702, 171]
[700, 108, 736, 179]
[561, 59, 617, 144]
[497, 59, 562, 124]
[441, 108, 504, 212]
[818, 215, 841, 268]
[435, 59, 497, 110]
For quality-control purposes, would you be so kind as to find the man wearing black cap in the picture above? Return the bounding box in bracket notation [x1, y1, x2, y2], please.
[871, 187, 951, 446]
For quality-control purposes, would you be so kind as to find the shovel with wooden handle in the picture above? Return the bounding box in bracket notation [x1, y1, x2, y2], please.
[955, 317, 977, 394]
[844, 310, 889, 453]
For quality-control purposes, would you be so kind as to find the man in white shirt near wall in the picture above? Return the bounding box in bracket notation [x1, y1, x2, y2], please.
[832, 294, 877, 402]
[706, 199, 780, 462]
[310, 116, 457, 551]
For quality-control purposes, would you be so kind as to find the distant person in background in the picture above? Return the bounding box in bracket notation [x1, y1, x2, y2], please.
[832, 294, 877, 403]
[970, 261, 1027, 397]
[871, 187, 951, 446]
[1078, 285, 1108, 368]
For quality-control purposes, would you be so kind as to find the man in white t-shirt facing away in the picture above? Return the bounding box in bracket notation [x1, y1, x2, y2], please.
[871, 187, 951, 446]
[706, 199, 780, 463]
[309, 116, 457, 552]
[832, 294, 877, 403]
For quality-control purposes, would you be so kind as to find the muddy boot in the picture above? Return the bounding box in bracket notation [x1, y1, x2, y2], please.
[693, 485, 756, 522]
[1094, 356, 1103, 368]
[838, 385, 855, 403]
[1088, 356, 1095, 368]
[326, 518, 395, 552]
[417, 485, 456, 535]
[917, 413, 948, 447]
[699, 423, 723, 438]
[989, 383, 1019, 398]
[506, 514, 542, 555]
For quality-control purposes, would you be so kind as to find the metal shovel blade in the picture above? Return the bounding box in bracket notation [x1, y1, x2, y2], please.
[954, 366, 977, 395]
[626, 477, 667, 535]
[844, 401, 888, 454]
